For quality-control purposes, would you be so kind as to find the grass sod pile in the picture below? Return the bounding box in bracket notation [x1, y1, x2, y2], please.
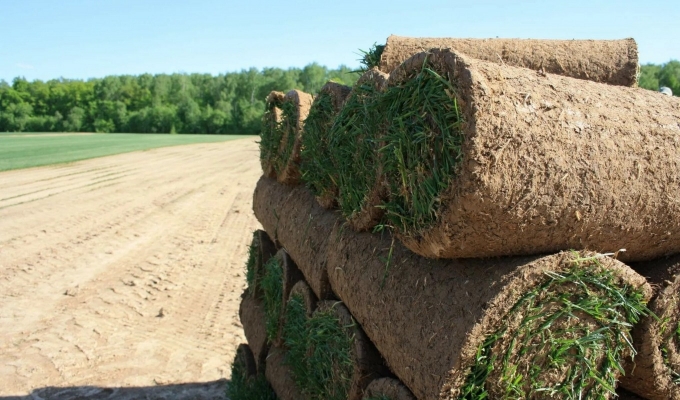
[260, 91, 286, 178]
[299, 82, 351, 208]
[357, 43, 386, 72]
[275, 90, 314, 184]
[457, 253, 650, 400]
[379, 55, 463, 235]
[331, 68, 390, 231]
[253, 177, 655, 399]
[619, 255, 680, 399]
[227, 344, 277, 400]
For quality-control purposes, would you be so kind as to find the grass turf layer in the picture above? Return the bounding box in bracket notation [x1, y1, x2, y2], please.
[358, 43, 386, 71]
[658, 294, 680, 385]
[260, 257, 284, 342]
[379, 61, 464, 236]
[259, 92, 285, 176]
[458, 253, 650, 400]
[274, 101, 300, 176]
[300, 92, 338, 201]
[282, 298, 354, 400]
[332, 80, 386, 225]
[0, 133, 249, 172]
[227, 350, 277, 400]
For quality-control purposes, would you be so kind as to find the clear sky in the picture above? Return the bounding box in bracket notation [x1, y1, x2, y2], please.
[1, 0, 678, 82]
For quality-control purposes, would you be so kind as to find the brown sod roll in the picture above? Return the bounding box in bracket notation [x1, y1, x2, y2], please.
[245, 229, 278, 299]
[300, 81, 352, 209]
[260, 91, 286, 178]
[379, 35, 640, 86]
[362, 377, 416, 400]
[331, 68, 391, 231]
[276, 89, 314, 185]
[227, 343, 277, 400]
[619, 254, 680, 400]
[265, 345, 305, 400]
[260, 248, 305, 346]
[253, 177, 653, 400]
[253, 177, 336, 300]
[239, 292, 269, 373]
[379, 48, 680, 262]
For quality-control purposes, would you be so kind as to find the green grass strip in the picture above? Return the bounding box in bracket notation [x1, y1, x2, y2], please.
[281, 299, 355, 400]
[303, 307, 355, 400]
[658, 296, 680, 384]
[259, 94, 285, 174]
[244, 233, 258, 295]
[458, 254, 650, 400]
[379, 61, 464, 235]
[357, 43, 385, 71]
[274, 101, 299, 175]
[282, 294, 310, 392]
[260, 257, 284, 342]
[300, 92, 338, 199]
[226, 351, 277, 400]
[0, 133, 250, 172]
[332, 81, 385, 222]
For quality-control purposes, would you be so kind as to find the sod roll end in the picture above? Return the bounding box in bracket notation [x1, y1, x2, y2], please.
[260, 91, 286, 178]
[276, 89, 313, 185]
[239, 292, 269, 373]
[363, 377, 416, 400]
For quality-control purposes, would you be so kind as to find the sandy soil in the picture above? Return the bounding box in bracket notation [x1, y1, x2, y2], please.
[0, 138, 261, 399]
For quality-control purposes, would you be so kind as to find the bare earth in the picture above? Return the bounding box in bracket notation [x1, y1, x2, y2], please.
[0, 138, 261, 399]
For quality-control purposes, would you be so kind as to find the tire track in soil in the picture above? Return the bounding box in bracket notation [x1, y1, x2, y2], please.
[0, 138, 261, 398]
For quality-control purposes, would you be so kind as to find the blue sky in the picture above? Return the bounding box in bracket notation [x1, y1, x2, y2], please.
[1, 0, 678, 82]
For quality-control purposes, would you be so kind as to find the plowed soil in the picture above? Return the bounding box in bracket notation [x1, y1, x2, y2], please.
[0, 137, 261, 398]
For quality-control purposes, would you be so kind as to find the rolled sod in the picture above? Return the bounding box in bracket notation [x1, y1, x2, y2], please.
[245, 229, 278, 300]
[276, 89, 314, 185]
[239, 292, 269, 373]
[253, 177, 653, 400]
[379, 49, 680, 262]
[362, 377, 416, 400]
[379, 35, 640, 86]
[330, 68, 391, 231]
[260, 248, 304, 346]
[227, 343, 277, 400]
[300, 81, 352, 209]
[296, 301, 387, 400]
[260, 91, 286, 178]
[265, 345, 305, 400]
[619, 254, 680, 400]
[253, 177, 337, 300]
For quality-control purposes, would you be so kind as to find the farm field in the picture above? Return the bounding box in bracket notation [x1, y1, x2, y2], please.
[0, 137, 260, 398]
[0, 133, 250, 172]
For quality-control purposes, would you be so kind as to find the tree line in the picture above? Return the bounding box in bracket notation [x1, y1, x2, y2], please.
[0, 64, 358, 134]
[0, 60, 676, 134]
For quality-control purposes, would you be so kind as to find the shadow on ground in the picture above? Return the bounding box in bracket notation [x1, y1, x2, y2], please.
[0, 379, 229, 400]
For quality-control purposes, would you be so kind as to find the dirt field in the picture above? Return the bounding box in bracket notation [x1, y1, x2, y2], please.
[0, 137, 261, 398]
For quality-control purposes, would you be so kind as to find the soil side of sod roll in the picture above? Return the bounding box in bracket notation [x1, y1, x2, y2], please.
[300, 81, 352, 209]
[265, 345, 305, 400]
[363, 377, 416, 400]
[239, 292, 269, 374]
[331, 68, 391, 232]
[382, 49, 680, 262]
[253, 177, 653, 400]
[228, 343, 277, 400]
[379, 35, 639, 86]
[253, 177, 337, 301]
[276, 89, 314, 185]
[260, 91, 287, 178]
[246, 229, 278, 300]
[620, 254, 680, 400]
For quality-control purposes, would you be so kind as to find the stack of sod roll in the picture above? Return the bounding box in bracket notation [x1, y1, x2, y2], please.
[234, 35, 680, 400]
